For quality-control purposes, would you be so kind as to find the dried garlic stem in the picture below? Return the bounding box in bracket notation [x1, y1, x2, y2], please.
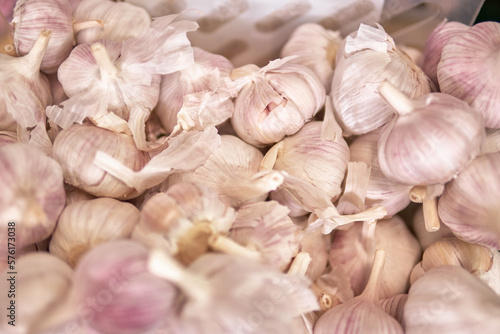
[148, 250, 210, 304]
[409, 185, 426, 203]
[378, 81, 414, 116]
[410, 186, 441, 232]
[25, 30, 52, 78]
[91, 43, 117, 80]
[361, 248, 386, 301]
[208, 234, 262, 261]
[287, 252, 312, 276]
[72, 20, 104, 33]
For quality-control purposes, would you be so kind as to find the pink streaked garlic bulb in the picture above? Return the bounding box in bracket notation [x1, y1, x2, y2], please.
[438, 21, 500, 128]
[230, 57, 326, 147]
[377, 81, 484, 186]
[438, 151, 500, 249]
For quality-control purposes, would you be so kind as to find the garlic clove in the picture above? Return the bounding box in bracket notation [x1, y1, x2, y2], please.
[381, 294, 407, 329]
[438, 21, 500, 128]
[49, 197, 140, 267]
[377, 81, 484, 186]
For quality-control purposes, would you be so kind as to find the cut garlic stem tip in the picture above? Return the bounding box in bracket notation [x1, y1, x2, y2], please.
[320, 294, 333, 310]
[422, 197, 441, 232]
[208, 234, 262, 261]
[409, 185, 427, 203]
[378, 81, 414, 116]
[287, 252, 312, 276]
[73, 20, 104, 33]
[91, 43, 118, 79]
[361, 248, 386, 301]
[26, 30, 52, 76]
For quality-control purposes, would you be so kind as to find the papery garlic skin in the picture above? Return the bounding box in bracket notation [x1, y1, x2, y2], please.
[438, 21, 500, 128]
[230, 57, 326, 147]
[0, 144, 65, 251]
[50, 198, 140, 267]
[53, 124, 149, 199]
[331, 24, 431, 136]
[438, 152, 500, 249]
[13, 0, 75, 73]
[280, 23, 342, 92]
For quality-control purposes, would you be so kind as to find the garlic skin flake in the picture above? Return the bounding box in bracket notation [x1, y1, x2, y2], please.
[49, 197, 140, 267]
[230, 57, 326, 147]
[331, 24, 432, 136]
[438, 21, 500, 128]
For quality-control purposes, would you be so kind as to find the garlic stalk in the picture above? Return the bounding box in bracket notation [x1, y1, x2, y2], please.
[280, 23, 342, 92]
[0, 30, 52, 131]
[438, 21, 500, 128]
[230, 57, 326, 147]
[0, 143, 65, 252]
[0, 9, 16, 56]
[49, 198, 140, 267]
[404, 266, 500, 333]
[331, 23, 432, 136]
[409, 184, 444, 232]
[314, 249, 404, 333]
[377, 81, 484, 186]
[438, 152, 500, 249]
[411, 206, 452, 250]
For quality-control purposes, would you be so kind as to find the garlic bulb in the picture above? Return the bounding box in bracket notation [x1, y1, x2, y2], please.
[47, 72, 68, 104]
[168, 134, 283, 207]
[348, 129, 412, 216]
[0, 30, 52, 131]
[411, 206, 452, 250]
[314, 249, 404, 333]
[0, 143, 65, 251]
[438, 21, 500, 128]
[149, 251, 319, 334]
[124, 0, 185, 17]
[438, 152, 500, 249]
[155, 47, 234, 133]
[230, 57, 326, 147]
[381, 294, 407, 329]
[404, 266, 500, 333]
[377, 81, 484, 186]
[73, 0, 151, 45]
[329, 215, 421, 299]
[73, 240, 178, 334]
[280, 23, 342, 91]
[49, 198, 140, 267]
[422, 19, 468, 88]
[0, 252, 73, 333]
[331, 24, 432, 135]
[261, 121, 349, 217]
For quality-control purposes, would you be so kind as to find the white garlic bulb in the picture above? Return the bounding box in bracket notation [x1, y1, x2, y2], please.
[404, 266, 500, 333]
[261, 121, 349, 217]
[331, 24, 432, 135]
[230, 57, 326, 147]
[377, 81, 484, 186]
[49, 197, 140, 267]
[280, 23, 342, 92]
[438, 152, 500, 249]
[438, 21, 500, 128]
[0, 144, 65, 252]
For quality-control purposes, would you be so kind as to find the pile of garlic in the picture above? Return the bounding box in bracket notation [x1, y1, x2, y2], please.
[1, 0, 500, 333]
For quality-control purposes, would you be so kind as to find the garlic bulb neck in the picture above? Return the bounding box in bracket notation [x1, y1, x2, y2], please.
[24, 30, 51, 78]
[91, 43, 118, 81]
[378, 81, 414, 116]
[287, 252, 312, 276]
[361, 248, 385, 302]
[208, 234, 262, 262]
[72, 19, 103, 34]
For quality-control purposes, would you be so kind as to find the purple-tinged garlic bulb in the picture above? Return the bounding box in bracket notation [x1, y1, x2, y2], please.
[280, 23, 342, 92]
[438, 152, 500, 249]
[349, 129, 412, 217]
[73, 240, 178, 334]
[404, 266, 500, 333]
[261, 121, 349, 217]
[73, 0, 151, 45]
[0, 144, 65, 251]
[0, 30, 52, 131]
[155, 47, 234, 133]
[438, 21, 500, 128]
[331, 24, 432, 136]
[314, 249, 404, 333]
[49, 198, 140, 267]
[377, 81, 484, 186]
[422, 19, 468, 89]
[230, 57, 326, 147]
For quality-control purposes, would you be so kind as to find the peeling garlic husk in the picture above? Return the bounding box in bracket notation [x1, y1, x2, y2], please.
[438, 21, 500, 128]
[73, 0, 151, 45]
[261, 121, 349, 217]
[49, 197, 140, 267]
[280, 23, 342, 92]
[299, 227, 331, 282]
[331, 24, 432, 136]
[411, 205, 452, 250]
[0, 143, 65, 253]
[404, 266, 500, 334]
[438, 152, 500, 249]
[314, 249, 404, 334]
[230, 57, 326, 147]
[377, 81, 484, 186]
